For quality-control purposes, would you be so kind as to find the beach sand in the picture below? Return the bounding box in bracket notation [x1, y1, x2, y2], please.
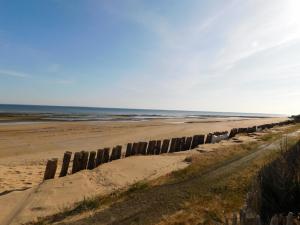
[0, 154, 190, 225]
[0, 116, 289, 224]
[0, 117, 287, 195]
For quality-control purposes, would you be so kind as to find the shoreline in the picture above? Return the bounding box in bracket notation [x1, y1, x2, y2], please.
[0, 112, 287, 124]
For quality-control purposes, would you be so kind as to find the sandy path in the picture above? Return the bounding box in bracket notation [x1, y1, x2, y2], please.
[0, 117, 286, 194]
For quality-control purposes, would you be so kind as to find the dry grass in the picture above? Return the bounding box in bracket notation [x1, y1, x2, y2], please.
[26, 124, 300, 225]
[156, 126, 300, 225]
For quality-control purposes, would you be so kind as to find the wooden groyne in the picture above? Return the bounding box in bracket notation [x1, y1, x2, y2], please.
[43, 120, 295, 180]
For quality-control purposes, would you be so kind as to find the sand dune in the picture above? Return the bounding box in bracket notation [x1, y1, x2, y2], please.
[0, 154, 189, 225]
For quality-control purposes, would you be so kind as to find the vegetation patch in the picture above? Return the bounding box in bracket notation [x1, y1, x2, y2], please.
[26, 125, 300, 225]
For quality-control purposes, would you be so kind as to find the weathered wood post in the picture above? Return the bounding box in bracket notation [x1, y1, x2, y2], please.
[147, 140, 156, 155]
[239, 208, 260, 225]
[154, 140, 162, 155]
[191, 135, 199, 149]
[161, 139, 170, 153]
[80, 151, 89, 170]
[95, 149, 104, 166]
[140, 142, 148, 155]
[278, 214, 285, 225]
[185, 137, 192, 150]
[131, 142, 139, 156]
[198, 135, 205, 145]
[125, 143, 132, 157]
[72, 152, 82, 174]
[229, 128, 238, 138]
[175, 138, 181, 152]
[179, 137, 186, 151]
[87, 151, 96, 170]
[102, 148, 110, 163]
[169, 138, 177, 152]
[269, 214, 279, 225]
[205, 133, 213, 144]
[59, 151, 72, 177]
[115, 145, 122, 159]
[286, 212, 294, 225]
[137, 142, 144, 155]
[255, 215, 261, 225]
[110, 147, 117, 161]
[44, 158, 58, 180]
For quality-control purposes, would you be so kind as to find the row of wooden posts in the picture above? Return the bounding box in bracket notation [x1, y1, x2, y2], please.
[43, 120, 295, 180]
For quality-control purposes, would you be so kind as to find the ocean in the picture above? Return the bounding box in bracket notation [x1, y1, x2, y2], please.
[0, 104, 284, 122]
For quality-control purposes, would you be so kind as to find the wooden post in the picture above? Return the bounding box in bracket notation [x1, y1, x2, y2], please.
[72, 152, 82, 174]
[191, 135, 205, 148]
[80, 151, 89, 170]
[44, 158, 58, 180]
[205, 133, 213, 144]
[169, 138, 177, 152]
[179, 137, 186, 151]
[147, 140, 156, 155]
[87, 151, 96, 170]
[191, 135, 199, 149]
[115, 145, 122, 159]
[175, 138, 181, 152]
[110, 146, 122, 161]
[95, 149, 104, 167]
[198, 135, 205, 145]
[138, 142, 147, 155]
[137, 142, 144, 155]
[59, 151, 72, 177]
[185, 137, 192, 150]
[161, 139, 170, 153]
[154, 140, 162, 155]
[102, 148, 110, 163]
[110, 147, 116, 161]
[229, 128, 237, 138]
[125, 143, 132, 157]
[131, 143, 139, 156]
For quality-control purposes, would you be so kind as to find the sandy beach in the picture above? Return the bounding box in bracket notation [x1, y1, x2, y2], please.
[0, 117, 287, 195]
[0, 116, 291, 225]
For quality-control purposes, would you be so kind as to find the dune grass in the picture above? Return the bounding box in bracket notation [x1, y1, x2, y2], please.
[25, 124, 300, 225]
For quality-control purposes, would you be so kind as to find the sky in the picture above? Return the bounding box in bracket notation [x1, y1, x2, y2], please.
[0, 0, 300, 115]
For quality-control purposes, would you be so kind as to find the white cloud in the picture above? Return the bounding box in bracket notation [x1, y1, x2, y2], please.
[214, 0, 300, 70]
[102, 0, 300, 114]
[0, 69, 31, 78]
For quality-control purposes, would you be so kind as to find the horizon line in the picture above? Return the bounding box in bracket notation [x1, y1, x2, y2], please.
[0, 103, 289, 116]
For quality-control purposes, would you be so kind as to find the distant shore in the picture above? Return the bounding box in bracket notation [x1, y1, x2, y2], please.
[0, 111, 286, 124]
[0, 104, 286, 123]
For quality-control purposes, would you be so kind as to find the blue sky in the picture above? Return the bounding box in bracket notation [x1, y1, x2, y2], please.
[0, 0, 300, 114]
